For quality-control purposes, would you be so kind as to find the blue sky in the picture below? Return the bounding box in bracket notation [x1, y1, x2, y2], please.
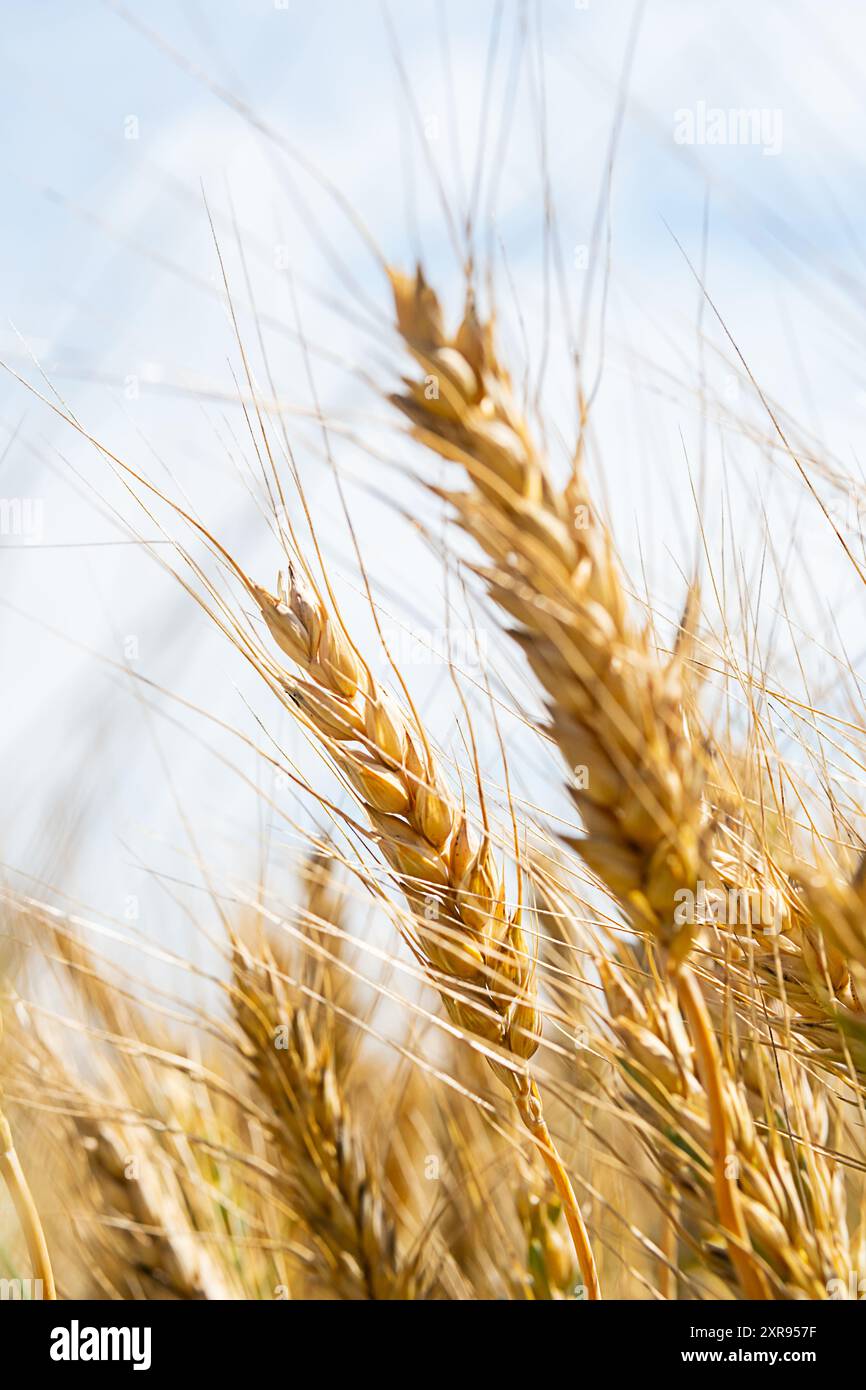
[2, 1, 865, 968]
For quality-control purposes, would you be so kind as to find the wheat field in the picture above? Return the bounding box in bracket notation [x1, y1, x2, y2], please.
[2, 2, 866, 1312]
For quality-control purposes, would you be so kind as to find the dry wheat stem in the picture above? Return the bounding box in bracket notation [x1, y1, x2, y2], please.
[674, 968, 770, 1298]
[520, 1083, 596, 1296]
[1, 999, 57, 1299]
[0, 1111, 57, 1299]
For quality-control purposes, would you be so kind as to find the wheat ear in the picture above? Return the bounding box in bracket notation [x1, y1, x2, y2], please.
[230, 874, 422, 1300]
[250, 566, 600, 1298]
[599, 949, 855, 1297]
[387, 264, 769, 1296]
[73, 1110, 234, 1300]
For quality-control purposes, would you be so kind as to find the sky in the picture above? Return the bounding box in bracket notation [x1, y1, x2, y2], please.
[2, 0, 865, 978]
